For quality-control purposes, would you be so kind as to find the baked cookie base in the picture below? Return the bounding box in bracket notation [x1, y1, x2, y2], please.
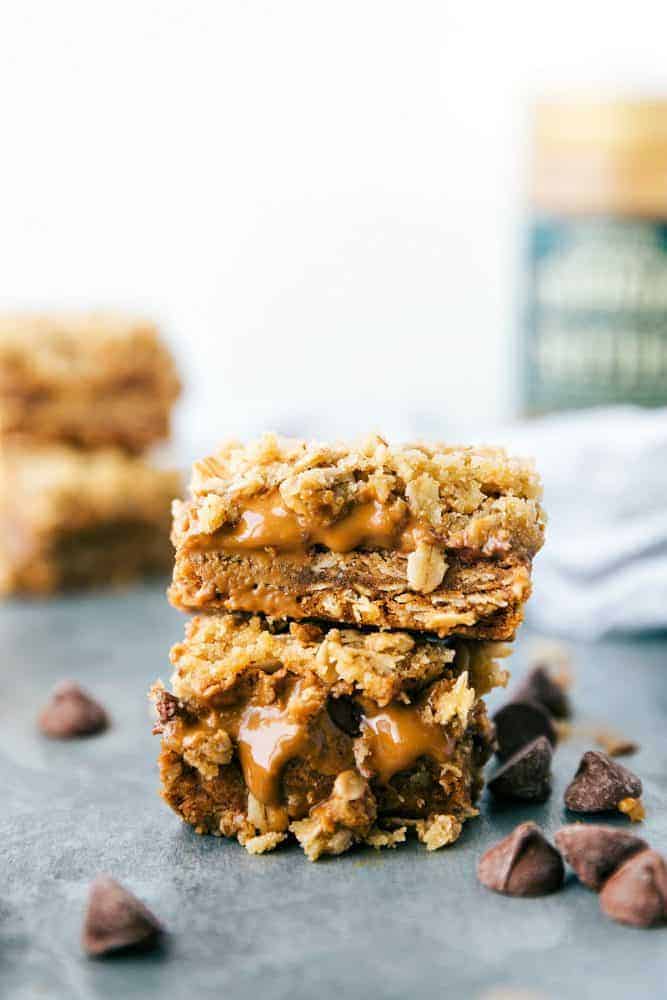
[169, 548, 531, 639]
[156, 724, 491, 860]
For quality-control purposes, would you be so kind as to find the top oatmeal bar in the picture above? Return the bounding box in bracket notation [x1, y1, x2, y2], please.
[0, 313, 180, 452]
[169, 434, 545, 639]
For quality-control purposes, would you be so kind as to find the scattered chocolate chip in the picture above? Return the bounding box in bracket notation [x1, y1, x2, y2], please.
[493, 701, 557, 760]
[488, 736, 553, 803]
[514, 666, 571, 719]
[599, 850, 667, 927]
[327, 696, 362, 737]
[477, 821, 564, 897]
[38, 681, 109, 739]
[564, 751, 642, 814]
[82, 876, 164, 956]
[595, 730, 639, 758]
[554, 825, 648, 890]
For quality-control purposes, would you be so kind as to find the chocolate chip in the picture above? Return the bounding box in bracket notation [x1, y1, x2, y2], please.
[554, 825, 648, 890]
[599, 850, 667, 927]
[82, 876, 164, 956]
[564, 751, 642, 814]
[514, 666, 571, 719]
[38, 681, 109, 739]
[477, 821, 564, 897]
[327, 696, 362, 737]
[156, 691, 179, 723]
[153, 688, 178, 735]
[488, 736, 553, 803]
[493, 701, 557, 760]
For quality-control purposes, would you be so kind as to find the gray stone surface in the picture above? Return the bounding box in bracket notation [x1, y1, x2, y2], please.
[1, 583, 666, 999]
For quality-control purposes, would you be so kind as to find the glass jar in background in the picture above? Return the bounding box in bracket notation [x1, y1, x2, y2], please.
[522, 98, 667, 414]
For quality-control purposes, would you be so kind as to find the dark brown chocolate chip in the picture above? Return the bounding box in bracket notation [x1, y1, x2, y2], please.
[82, 876, 164, 956]
[477, 821, 564, 897]
[514, 666, 571, 719]
[493, 701, 557, 760]
[555, 824, 648, 890]
[564, 751, 642, 814]
[38, 681, 109, 739]
[488, 736, 553, 803]
[155, 690, 179, 724]
[327, 696, 362, 737]
[599, 850, 667, 927]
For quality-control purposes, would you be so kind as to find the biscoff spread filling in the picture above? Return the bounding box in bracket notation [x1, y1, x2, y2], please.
[356, 698, 455, 786]
[162, 675, 461, 810]
[213, 490, 417, 555]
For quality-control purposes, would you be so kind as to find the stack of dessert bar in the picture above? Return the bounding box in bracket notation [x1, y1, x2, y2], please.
[0, 313, 181, 594]
[153, 434, 544, 860]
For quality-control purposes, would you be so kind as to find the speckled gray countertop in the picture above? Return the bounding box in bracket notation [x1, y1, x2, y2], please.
[2, 583, 666, 1000]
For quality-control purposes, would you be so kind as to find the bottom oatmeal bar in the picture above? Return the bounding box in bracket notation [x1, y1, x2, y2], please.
[0, 443, 180, 595]
[151, 614, 508, 860]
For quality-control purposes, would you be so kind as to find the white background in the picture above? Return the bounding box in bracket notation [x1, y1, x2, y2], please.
[1, 1, 666, 454]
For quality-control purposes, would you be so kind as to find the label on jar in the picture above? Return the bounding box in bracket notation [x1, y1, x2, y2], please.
[523, 216, 667, 413]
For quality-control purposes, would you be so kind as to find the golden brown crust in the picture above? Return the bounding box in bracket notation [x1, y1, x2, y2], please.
[185, 433, 542, 520]
[151, 613, 504, 860]
[168, 613, 509, 708]
[0, 443, 181, 594]
[0, 313, 180, 452]
[174, 434, 543, 555]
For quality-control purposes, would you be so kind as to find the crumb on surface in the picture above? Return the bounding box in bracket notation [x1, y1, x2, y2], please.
[618, 797, 646, 823]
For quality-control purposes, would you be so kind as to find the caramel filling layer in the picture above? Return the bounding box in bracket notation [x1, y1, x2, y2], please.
[358, 699, 454, 785]
[213, 490, 419, 555]
[237, 702, 310, 806]
[236, 679, 345, 806]
[178, 683, 456, 807]
[183, 679, 350, 807]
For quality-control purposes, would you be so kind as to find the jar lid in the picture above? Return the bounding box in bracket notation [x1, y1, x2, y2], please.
[531, 97, 667, 216]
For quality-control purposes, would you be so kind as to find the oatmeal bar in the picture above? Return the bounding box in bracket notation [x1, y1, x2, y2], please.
[151, 613, 507, 860]
[0, 443, 181, 594]
[0, 313, 180, 452]
[169, 434, 544, 639]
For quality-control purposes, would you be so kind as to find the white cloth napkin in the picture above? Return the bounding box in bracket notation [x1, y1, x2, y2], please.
[497, 406, 667, 639]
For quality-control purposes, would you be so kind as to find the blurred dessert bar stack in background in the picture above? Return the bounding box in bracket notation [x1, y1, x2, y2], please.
[0, 313, 181, 595]
[0, 444, 180, 594]
[154, 434, 544, 859]
[0, 313, 180, 451]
